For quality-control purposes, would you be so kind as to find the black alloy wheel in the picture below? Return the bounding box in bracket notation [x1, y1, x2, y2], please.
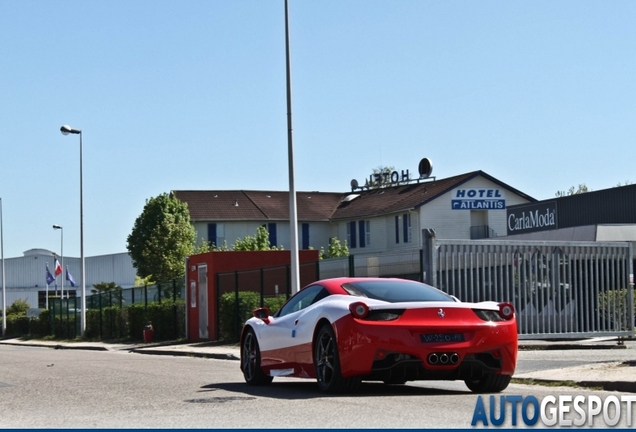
[314, 324, 360, 394]
[241, 328, 273, 386]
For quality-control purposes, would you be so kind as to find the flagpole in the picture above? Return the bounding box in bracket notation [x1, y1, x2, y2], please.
[53, 225, 64, 300]
[45, 265, 49, 309]
[1, 197, 6, 337]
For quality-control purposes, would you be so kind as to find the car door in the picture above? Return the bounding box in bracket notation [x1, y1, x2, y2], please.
[259, 285, 329, 373]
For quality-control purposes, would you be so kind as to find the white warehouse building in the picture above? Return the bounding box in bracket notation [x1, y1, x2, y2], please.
[1, 248, 136, 310]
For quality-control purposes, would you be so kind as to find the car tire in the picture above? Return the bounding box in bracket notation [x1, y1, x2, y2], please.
[314, 324, 361, 394]
[464, 373, 511, 393]
[241, 327, 273, 386]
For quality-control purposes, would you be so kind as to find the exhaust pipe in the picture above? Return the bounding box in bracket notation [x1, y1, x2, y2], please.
[440, 353, 449, 364]
[450, 353, 459, 364]
[428, 353, 439, 364]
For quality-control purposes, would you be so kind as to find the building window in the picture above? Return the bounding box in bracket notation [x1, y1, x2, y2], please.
[302, 223, 310, 249]
[39, 290, 76, 308]
[267, 223, 277, 247]
[347, 221, 357, 248]
[207, 223, 225, 248]
[395, 214, 411, 244]
[403, 213, 411, 243]
[348, 220, 369, 248]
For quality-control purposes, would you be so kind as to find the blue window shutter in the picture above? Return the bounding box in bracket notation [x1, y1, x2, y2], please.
[403, 214, 408, 243]
[302, 223, 310, 249]
[208, 223, 217, 246]
[349, 221, 357, 248]
[358, 220, 366, 248]
[267, 223, 278, 247]
[395, 216, 400, 244]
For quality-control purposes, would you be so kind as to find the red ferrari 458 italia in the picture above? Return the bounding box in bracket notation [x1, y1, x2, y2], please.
[240, 277, 517, 394]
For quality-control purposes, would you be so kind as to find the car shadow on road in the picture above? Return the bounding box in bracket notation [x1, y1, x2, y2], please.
[199, 380, 469, 400]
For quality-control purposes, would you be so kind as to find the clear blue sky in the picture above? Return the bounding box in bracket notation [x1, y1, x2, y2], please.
[1, 1, 634, 259]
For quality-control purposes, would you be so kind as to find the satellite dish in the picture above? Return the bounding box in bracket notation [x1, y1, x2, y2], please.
[350, 179, 359, 189]
[418, 158, 433, 178]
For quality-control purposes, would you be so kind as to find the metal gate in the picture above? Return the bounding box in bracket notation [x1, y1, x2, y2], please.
[427, 240, 634, 339]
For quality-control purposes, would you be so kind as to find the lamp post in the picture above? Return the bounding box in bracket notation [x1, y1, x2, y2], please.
[1, 197, 6, 337]
[285, 0, 300, 294]
[60, 124, 86, 337]
[53, 225, 63, 299]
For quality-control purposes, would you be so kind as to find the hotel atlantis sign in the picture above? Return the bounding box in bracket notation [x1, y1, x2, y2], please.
[451, 188, 506, 210]
[507, 201, 557, 235]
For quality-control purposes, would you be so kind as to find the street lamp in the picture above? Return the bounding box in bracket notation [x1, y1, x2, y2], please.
[285, 0, 300, 294]
[60, 124, 86, 337]
[1, 197, 6, 337]
[52, 225, 63, 299]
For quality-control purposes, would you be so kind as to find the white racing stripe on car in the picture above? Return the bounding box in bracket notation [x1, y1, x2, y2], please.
[269, 369, 295, 376]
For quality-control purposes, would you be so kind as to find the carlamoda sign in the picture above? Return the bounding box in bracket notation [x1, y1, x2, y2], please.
[507, 201, 557, 235]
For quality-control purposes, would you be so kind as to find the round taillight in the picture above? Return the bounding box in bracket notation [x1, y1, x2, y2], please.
[498, 302, 515, 320]
[349, 301, 369, 319]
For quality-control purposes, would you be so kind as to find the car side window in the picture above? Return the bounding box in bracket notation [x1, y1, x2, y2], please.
[276, 285, 329, 317]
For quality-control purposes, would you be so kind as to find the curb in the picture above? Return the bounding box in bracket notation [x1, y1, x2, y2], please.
[0, 341, 108, 351]
[512, 377, 636, 394]
[130, 348, 239, 361]
[518, 344, 627, 351]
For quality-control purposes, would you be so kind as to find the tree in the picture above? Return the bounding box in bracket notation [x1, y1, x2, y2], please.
[231, 225, 281, 251]
[193, 237, 213, 254]
[92, 282, 122, 295]
[134, 275, 154, 287]
[319, 237, 349, 259]
[5, 299, 29, 316]
[555, 184, 589, 197]
[127, 193, 196, 282]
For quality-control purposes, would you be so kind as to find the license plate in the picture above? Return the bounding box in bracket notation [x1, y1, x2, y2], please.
[420, 333, 464, 343]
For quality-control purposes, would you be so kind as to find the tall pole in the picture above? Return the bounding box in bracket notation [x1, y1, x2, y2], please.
[1, 197, 6, 337]
[60, 125, 86, 336]
[60, 228, 64, 299]
[79, 131, 85, 337]
[53, 225, 64, 300]
[285, 0, 300, 293]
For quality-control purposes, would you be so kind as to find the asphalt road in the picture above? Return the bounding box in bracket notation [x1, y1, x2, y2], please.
[1, 344, 635, 428]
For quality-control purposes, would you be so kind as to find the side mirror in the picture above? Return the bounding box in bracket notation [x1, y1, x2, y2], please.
[253, 307, 271, 324]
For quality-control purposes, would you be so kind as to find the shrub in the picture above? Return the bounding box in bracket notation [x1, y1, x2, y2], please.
[102, 306, 128, 340]
[598, 288, 635, 331]
[5, 315, 30, 337]
[7, 299, 30, 316]
[219, 292, 287, 342]
[29, 309, 51, 337]
[124, 300, 185, 341]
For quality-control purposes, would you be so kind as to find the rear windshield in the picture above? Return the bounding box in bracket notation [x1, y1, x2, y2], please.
[341, 279, 455, 303]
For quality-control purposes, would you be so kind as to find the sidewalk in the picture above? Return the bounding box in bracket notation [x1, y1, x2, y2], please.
[1, 336, 634, 393]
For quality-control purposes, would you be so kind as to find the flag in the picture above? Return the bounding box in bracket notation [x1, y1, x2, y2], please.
[46, 263, 56, 285]
[66, 266, 76, 287]
[54, 259, 62, 276]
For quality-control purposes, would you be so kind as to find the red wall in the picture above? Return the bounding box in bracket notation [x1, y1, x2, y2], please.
[186, 250, 319, 341]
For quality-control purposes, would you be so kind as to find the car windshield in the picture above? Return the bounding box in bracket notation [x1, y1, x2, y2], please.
[341, 279, 455, 303]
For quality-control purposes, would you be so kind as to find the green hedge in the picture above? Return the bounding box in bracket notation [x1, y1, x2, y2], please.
[5, 315, 30, 338]
[126, 299, 186, 341]
[598, 288, 635, 331]
[219, 292, 287, 342]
